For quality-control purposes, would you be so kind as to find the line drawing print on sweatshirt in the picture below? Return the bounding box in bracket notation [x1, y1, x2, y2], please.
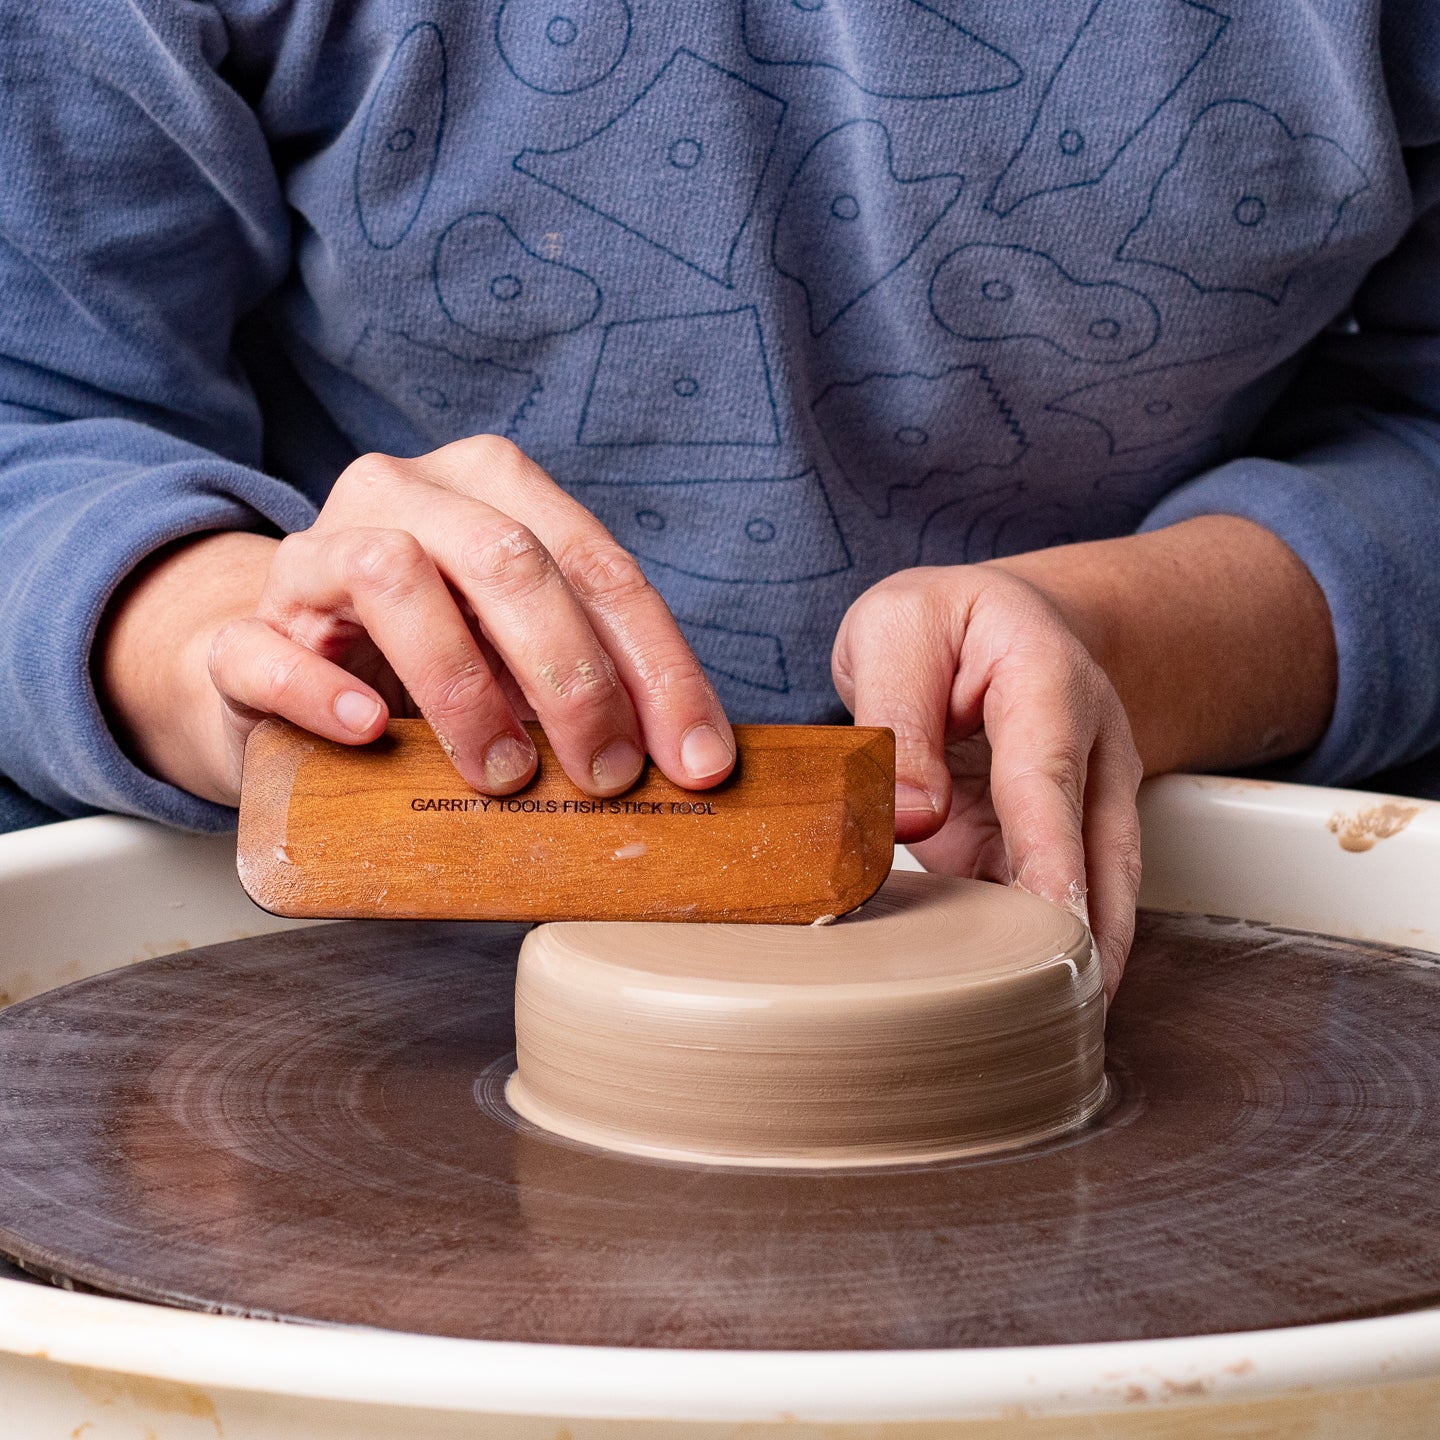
[514, 49, 786, 287]
[811, 364, 1026, 518]
[577, 307, 781, 447]
[1044, 341, 1276, 455]
[1116, 100, 1370, 303]
[355, 22, 448, 250]
[773, 119, 964, 334]
[568, 471, 852, 583]
[348, 328, 542, 442]
[929, 243, 1160, 362]
[677, 616, 791, 694]
[433, 211, 602, 342]
[986, 0, 1228, 217]
[740, 0, 1021, 100]
[495, 0, 632, 95]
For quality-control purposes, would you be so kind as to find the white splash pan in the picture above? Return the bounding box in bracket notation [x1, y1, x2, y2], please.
[1, 775, 1438, 1439]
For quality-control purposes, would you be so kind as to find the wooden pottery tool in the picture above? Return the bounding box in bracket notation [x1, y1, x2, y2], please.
[237, 718, 895, 923]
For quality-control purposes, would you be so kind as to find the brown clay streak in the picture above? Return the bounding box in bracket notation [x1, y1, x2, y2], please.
[1326, 802, 1420, 853]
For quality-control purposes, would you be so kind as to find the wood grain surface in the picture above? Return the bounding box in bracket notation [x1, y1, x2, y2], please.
[237, 719, 895, 922]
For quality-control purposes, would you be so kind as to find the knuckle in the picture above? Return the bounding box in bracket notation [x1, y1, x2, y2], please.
[533, 654, 620, 717]
[558, 538, 651, 605]
[628, 641, 706, 709]
[883, 692, 941, 748]
[441, 434, 530, 494]
[344, 528, 427, 591]
[1113, 831, 1145, 896]
[1009, 747, 1088, 818]
[271, 530, 310, 568]
[466, 433, 525, 471]
[1053, 744, 1090, 807]
[262, 649, 306, 706]
[265, 532, 315, 601]
[418, 659, 498, 723]
[460, 522, 555, 599]
[338, 452, 409, 500]
[868, 575, 939, 627]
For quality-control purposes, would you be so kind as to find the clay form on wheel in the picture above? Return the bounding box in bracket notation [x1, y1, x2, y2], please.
[508, 870, 1105, 1167]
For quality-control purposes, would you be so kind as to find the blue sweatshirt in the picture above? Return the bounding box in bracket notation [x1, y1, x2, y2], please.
[4, 0, 1440, 829]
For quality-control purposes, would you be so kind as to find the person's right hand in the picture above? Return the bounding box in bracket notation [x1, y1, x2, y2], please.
[98, 435, 736, 807]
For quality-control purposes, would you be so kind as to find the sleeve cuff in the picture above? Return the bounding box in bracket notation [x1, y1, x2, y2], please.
[1138, 429, 1440, 786]
[2, 457, 318, 830]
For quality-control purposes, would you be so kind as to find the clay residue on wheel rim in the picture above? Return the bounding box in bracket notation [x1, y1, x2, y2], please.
[509, 871, 1104, 1167]
[1327, 802, 1420, 853]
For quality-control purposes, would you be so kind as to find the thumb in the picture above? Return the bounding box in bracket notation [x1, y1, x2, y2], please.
[833, 591, 956, 843]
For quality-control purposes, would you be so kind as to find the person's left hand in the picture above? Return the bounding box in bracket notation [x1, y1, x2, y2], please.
[832, 564, 1144, 1000]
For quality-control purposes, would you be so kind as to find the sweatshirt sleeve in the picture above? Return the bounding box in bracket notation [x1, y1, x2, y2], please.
[0, 2, 319, 829]
[1140, 139, 1440, 786]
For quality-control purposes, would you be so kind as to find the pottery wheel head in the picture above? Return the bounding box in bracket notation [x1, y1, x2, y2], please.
[509, 871, 1105, 1168]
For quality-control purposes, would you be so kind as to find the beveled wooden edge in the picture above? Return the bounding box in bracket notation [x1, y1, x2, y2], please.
[236, 718, 312, 919]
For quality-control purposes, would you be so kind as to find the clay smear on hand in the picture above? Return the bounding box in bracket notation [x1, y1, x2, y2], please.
[508, 870, 1105, 1168]
[1327, 802, 1420, 853]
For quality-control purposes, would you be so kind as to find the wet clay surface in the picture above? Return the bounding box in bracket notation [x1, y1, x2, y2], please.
[0, 913, 1438, 1349]
[511, 872, 1104, 1166]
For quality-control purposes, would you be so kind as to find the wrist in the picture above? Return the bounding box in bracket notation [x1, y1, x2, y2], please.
[96, 531, 278, 803]
[978, 517, 1337, 776]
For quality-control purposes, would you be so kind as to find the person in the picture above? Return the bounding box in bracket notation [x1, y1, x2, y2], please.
[4, 1, 1439, 999]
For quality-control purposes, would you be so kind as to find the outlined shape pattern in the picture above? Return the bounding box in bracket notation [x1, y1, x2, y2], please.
[930, 244, 1159, 363]
[514, 49, 786, 286]
[1117, 100, 1370, 303]
[912, 479, 1025, 565]
[917, 483, 1149, 565]
[678, 618, 790, 693]
[433, 212, 602, 342]
[1045, 343, 1272, 455]
[812, 365, 1025, 518]
[495, 0, 632, 95]
[569, 471, 851, 582]
[578, 308, 780, 447]
[740, 0, 1021, 100]
[355, 23, 448, 250]
[987, 0, 1227, 217]
[773, 120, 964, 334]
[350, 330, 541, 441]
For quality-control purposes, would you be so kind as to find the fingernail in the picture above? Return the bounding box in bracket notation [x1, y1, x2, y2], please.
[592, 738, 644, 791]
[335, 690, 383, 734]
[484, 734, 536, 790]
[894, 782, 938, 818]
[679, 723, 733, 782]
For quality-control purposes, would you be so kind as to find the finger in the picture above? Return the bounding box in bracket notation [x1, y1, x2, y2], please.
[208, 616, 389, 744]
[424, 509, 649, 795]
[420, 442, 735, 790]
[267, 529, 538, 794]
[545, 532, 735, 789]
[982, 647, 1094, 928]
[337, 446, 721, 791]
[1082, 719, 1145, 1001]
[833, 589, 955, 842]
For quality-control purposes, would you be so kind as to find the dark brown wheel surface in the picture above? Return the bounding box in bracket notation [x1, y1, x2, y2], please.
[0, 911, 1437, 1349]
